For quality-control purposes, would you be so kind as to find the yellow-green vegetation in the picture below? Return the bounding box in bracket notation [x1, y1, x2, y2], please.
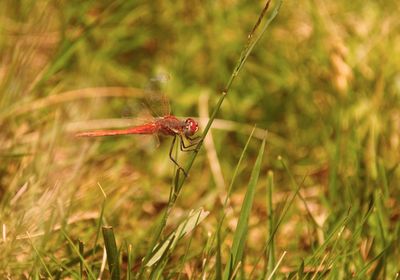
[1, 0, 399, 279]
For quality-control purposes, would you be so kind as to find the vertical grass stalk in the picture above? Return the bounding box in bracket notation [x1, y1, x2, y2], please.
[102, 226, 120, 280]
[174, 0, 283, 192]
[266, 171, 276, 277]
[78, 240, 84, 278]
[223, 134, 267, 279]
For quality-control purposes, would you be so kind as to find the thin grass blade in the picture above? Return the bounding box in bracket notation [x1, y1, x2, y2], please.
[223, 133, 266, 279]
[27, 232, 53, 279]
[61, 229, 96, 280]
[173, 0, 282, 193]
[145, 208, 209, 267]
[127, 244, 133, 280]
[78, 240, 84, 278]
[265, 171, 276, 278]
[214, 127, 256, 280]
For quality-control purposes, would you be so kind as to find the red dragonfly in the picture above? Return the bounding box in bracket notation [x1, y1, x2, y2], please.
[76, 77, 200, 176]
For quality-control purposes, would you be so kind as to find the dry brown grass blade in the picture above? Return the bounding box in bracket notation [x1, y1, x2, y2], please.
[198, 90, 226, 193]
[0, 87, 145, 122]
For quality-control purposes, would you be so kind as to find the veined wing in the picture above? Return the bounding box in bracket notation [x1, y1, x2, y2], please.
[143, 73, 171, 118]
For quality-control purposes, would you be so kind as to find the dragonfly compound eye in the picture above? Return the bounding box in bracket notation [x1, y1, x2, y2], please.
[185, 118, 198, 136]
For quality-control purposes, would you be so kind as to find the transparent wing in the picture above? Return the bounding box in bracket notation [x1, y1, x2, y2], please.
[143, 73, 171, 117]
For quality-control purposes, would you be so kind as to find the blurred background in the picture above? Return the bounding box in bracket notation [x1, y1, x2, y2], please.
[0, 0, 399, 278]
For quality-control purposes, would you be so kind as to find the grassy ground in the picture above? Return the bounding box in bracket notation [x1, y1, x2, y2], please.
[1, 0, 399, 279]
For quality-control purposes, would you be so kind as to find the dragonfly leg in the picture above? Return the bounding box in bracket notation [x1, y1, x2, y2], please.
[169, 135, 187, 177]
[154, 134, 160, 148]
[179, 135, 200, 152]
[186, 135, 201, 141]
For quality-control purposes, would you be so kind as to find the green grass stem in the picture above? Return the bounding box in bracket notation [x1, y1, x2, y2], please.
[223, 132, 266, 279]
[102, 226, 120, 280]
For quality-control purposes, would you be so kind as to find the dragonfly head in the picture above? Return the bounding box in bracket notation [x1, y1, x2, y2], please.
[184, 118, 199, 137]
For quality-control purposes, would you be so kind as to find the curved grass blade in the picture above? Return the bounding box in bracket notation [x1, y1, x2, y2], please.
[26, 232, 53, 279]
[223, 133, 267, 279]
[52, 245, 102, 278]
[145, 208, 209, 267]
[216, 126, 256, 280]
[139, 206, 172, 277]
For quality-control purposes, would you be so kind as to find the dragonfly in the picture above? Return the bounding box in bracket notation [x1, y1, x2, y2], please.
[75, 77, 200, 176]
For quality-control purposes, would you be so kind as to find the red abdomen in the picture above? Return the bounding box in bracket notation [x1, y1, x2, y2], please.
[76, 123, 158, 137]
